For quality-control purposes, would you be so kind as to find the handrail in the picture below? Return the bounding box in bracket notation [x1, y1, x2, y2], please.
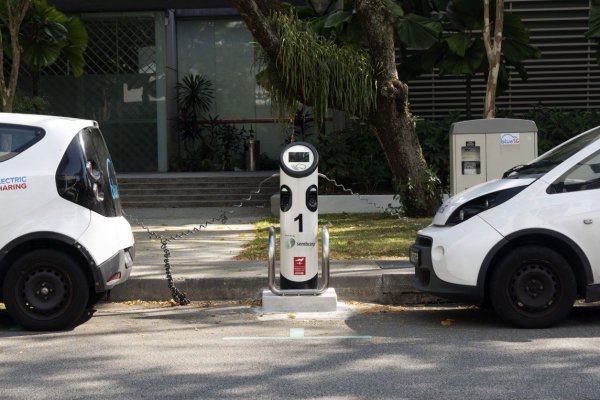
[267, 224, 330, 296]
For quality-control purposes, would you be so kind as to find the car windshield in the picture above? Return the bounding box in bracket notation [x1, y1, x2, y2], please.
[504, 126, 600, 178]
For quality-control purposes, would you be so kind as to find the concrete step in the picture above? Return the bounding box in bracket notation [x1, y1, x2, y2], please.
[122, 193, 273, 202]
[117, 188, 279, 195]
[122, 199, 269, 208]
[117, 172, 279, 208]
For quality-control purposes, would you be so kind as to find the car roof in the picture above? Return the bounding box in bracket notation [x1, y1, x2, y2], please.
[0, 113, 96, 133]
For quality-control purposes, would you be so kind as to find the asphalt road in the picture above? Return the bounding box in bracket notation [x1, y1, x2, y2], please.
[2, 302, 600, 399]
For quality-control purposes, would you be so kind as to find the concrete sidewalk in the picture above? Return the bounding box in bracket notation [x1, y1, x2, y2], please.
[110, 207, 437, 304]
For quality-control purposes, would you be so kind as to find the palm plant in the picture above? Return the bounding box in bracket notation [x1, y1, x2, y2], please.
[175, 74, 214, 118]
[19, 0, 88, 95]
[175, 74, 214, 157]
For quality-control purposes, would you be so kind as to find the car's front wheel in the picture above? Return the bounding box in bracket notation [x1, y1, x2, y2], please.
[490, 245, 576, 328]
[2, 249, 89, 331]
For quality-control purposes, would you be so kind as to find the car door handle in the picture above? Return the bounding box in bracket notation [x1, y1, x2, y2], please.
[584, 219, 593, 225]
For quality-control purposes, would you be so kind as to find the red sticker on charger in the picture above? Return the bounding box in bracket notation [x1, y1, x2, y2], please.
[293, 257, 306, 275]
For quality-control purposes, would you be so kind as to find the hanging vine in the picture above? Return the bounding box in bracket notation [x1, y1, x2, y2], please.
[255, 12, 376, 124]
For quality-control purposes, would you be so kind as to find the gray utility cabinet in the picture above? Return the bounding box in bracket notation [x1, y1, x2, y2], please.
[449, 118, 538, 195]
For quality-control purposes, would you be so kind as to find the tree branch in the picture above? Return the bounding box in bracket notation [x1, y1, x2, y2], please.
[229, 0, 281, 59]
[483, 0, 492, 61]
[355, 0, 407, 112]
[493, 0, 504, 55]
[1, 0, 31, 111]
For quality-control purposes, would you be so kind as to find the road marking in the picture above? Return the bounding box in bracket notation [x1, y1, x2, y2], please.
[223, 328, 372, 341]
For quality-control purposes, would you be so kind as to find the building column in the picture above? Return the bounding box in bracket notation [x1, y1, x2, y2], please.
[154, 11, 168, 172]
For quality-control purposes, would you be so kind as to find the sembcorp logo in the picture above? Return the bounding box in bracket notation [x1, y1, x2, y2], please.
[286, 238, 316, 248]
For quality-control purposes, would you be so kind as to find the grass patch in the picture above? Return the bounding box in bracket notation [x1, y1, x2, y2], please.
[235, 213, 432, 260]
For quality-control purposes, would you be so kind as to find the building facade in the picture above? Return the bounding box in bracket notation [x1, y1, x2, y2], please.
[46, 0, 599, 173]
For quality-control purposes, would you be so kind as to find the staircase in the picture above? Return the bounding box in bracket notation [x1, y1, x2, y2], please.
[117, 172, 279, 208]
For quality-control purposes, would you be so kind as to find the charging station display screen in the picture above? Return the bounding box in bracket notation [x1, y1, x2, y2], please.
[289, 152, 309, 163]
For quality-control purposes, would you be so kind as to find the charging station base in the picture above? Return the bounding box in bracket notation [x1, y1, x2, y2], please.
[261, 288, 338, 313]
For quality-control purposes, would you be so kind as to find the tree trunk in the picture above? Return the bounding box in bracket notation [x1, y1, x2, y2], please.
[483, 0, 504, 119]
[0, 0, 31, 112]
[231, 0, 440, 216]
[355, 0, 440, 216]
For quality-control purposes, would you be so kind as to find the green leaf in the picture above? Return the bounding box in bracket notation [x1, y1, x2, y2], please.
[395, 14, 441, 49]
[292, 5, 317, 18]
[502, 38, 541, 63]
[502, 12, 530, 42]
[438, 38, 484, 76]
[19, 1, 88, 76]
[382, 0, 404, 18]
[64, 16, 88, 48]
[433, 0, 450, 10]
[506, 60, 528, 81]
[56, 17, 88, 76]
[308, 15, 327, 32]
[446, 0, 483, 31]
[398, 45, 443, 81]
[444, 32, 470, 57]
[585, 4, 600, 39]
[323, 10, 353, 30]
[337, 17, 366, 48]
[21, 42, 62, 68]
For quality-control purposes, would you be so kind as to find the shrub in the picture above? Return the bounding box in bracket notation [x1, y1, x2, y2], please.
[518, 107, 600, 153]
[13, 95, 50, 114]
[317, 122, 392, 194]
[174, 74, 252, 171]
[416, 108, 600, 190]
[415, 112, 462, 190]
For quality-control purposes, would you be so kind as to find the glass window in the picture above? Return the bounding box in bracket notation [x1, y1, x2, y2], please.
[549, 150, 600, 193]
[0, 124, 45, 162]
[177, 19, 255, 119]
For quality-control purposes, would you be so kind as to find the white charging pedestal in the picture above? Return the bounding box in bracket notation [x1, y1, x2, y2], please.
[262, 142, 337, 313]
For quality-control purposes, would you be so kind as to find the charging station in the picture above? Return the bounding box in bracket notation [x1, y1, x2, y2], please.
[262, 142, 337, 312]
[449, 118, 538, 195]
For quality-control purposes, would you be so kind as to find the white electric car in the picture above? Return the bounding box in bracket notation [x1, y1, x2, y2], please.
[410, 125, 600, 328]
[0, 113, 134, 330]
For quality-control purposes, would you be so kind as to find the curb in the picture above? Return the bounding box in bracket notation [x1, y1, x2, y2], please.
[108, 273, 444, 305]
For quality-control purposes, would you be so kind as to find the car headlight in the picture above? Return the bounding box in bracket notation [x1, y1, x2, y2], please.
[446, 186, 527, 225]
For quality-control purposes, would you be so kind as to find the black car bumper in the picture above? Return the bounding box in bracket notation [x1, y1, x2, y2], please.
[410, 235, 483, 304]
[94, 246, 134, 291]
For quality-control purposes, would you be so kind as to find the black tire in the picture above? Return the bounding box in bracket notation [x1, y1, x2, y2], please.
[490, 245, 576, 328]
[2, 249, 90, 331]
[87, 291, 106, 307]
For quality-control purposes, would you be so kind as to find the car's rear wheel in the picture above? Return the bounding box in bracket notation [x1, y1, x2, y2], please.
[87, 291, 106, 307]
[2, 249, 89, 331]
[490, 245, 576, 328]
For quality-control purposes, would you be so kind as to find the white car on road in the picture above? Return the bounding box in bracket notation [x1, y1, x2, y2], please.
[411, 126, 600, 328]
[0, 113, 134, 330]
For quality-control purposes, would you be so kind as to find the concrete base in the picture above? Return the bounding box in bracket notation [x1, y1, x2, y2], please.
[262, 288, 338, 313]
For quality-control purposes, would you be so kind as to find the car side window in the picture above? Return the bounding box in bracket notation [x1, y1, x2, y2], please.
[549, 151, 600, 193]
[0, 124, 45, 162]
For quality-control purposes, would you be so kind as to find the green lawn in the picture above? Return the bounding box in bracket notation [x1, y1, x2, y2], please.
[236, 213, 432, 260]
